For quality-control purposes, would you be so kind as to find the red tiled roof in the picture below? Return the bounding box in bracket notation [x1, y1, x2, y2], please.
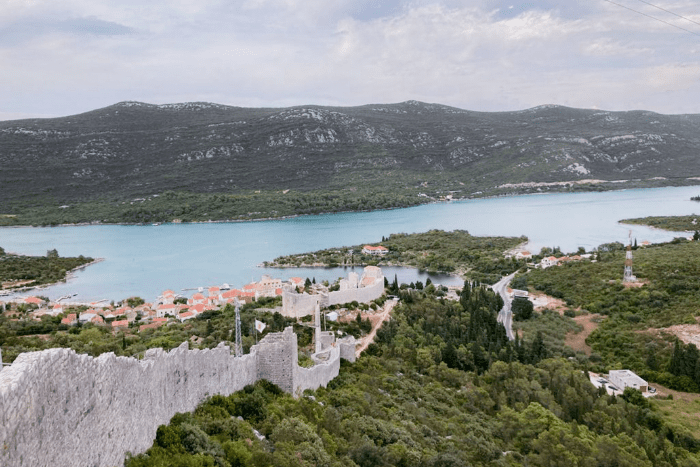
[111, 320, 129, 327]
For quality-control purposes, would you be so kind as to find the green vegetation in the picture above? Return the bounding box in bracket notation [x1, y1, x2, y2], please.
[520, 239, 700, 392]
[0, 298, 289, 364]
[0, 247, 94, 288]
[621, 215, 700, 232]
[0, 189, 425, 227]
[267, 229, 528, 283]
[126, 286, 700, 467]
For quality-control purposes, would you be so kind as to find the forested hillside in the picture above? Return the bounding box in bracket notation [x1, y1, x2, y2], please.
[2, 101, 700, 225]
[125, 284, 700, 467]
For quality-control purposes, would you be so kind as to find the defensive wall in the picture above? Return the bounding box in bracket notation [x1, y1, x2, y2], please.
[282, 267, 385, 318]
[0, 326, 353, 467]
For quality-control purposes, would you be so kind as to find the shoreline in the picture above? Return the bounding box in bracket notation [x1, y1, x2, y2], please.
[1, 257, 104, 296]
[2, 181, 699, 229]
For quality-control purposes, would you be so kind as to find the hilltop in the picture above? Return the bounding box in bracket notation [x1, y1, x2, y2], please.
[2, 100, 700, 224]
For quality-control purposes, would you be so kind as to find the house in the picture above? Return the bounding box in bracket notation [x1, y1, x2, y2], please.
[111, 320, 129, 332]
[608, 370, 648, 393]
[61, 313, 77, 326]
[79, 312, 97, 324]
[178, 311, 196, 322]
[139, 319, 167, 332]
[189, 293, 206, 306]
[50, 304, 64, 316]
[91, 315, 105, 325]
[156, 303, 177, 318]
[24, 296, 44, 306]
[540, 256, 559, 268]
[361, 245, 388, 256]
[515, 251, 532, 260]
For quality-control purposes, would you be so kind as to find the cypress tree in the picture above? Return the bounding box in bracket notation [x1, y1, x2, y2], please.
[669, 339, 684, 376]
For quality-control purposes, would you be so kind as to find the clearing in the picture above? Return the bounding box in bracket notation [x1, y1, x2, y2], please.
[565, 313, 603, 355]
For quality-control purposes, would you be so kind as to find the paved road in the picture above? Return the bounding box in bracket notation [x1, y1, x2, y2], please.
[492, 272, 516, 341]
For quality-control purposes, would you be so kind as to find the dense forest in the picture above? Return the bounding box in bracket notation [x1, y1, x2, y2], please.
[0, 247, 94, 288]
[520, 239, 700, 392]
[267, 230, 528, 284]
[0, 189, 425, 227]
[125, 284, 700, 467]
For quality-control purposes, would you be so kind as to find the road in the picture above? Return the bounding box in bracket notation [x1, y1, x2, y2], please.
[492, 272, 516, 341]
[355, 297, 399, 358]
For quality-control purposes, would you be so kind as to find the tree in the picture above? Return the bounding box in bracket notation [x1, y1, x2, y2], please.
[512, 297, 533, 321]
[694, 230, 700, 242]
[46, 249, 59, 258]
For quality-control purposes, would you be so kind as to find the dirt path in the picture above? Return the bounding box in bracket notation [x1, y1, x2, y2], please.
[355, 298, 398, 358]
[565, 314, 603, 355]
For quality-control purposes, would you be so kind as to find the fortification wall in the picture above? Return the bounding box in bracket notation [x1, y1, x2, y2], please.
[281, 290, 319, 318]
[255, 327, 297, 393]
[0, 325, 350, 467]
[294, 345, 340, 395]
[327, 278, 384, 306]
[0, 342, 257, 467]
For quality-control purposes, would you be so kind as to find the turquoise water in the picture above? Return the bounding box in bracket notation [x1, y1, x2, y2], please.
[1, 186, 698, 302]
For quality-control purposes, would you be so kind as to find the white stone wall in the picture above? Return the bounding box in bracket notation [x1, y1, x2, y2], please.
[0, 326, 351, 467]
[294, 346, 340, 396]
[0, 342, 257, 467]
[327, 278, 384, 307]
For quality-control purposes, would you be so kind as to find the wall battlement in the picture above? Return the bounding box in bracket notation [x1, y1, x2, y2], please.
[0, 326, 352, 467]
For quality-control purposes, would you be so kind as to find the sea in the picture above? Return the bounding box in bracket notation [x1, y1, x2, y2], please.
[1, 185, 698, 302]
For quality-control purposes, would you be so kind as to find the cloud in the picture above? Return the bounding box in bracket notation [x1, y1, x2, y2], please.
[0, 0, 699, 119]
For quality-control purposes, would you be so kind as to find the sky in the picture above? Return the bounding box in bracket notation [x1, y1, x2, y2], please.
[1, 0, 699, 120]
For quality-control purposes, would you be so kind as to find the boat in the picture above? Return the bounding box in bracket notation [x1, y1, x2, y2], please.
[221, 283, 230, 290]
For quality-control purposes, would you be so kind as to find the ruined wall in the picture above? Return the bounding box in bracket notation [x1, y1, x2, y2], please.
[0, 342, 258, 467]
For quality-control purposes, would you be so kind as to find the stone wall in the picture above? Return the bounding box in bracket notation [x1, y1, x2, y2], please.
[255, 327, 297, 394]
[327, 278, 384, 307]
[0, 326, 351, 467]
[281, 290, 319, 318]
[295, 346, 340, 395]
[0, 342, 257, 467]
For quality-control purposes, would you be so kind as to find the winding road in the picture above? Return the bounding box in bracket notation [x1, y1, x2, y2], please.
[492, 272, 516, 341]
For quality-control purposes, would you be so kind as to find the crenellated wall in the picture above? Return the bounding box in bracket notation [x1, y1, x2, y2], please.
[0, 326, 353, 467]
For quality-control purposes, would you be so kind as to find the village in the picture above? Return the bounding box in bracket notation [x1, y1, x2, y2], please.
[0, 246, 391, 337]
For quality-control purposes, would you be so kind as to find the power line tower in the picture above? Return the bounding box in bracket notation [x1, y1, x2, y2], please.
[234, 297, 243, 357]
[623, 230, 636, 283]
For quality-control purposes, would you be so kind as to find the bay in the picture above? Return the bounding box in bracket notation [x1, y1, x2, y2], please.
[1, 185, 698, 302]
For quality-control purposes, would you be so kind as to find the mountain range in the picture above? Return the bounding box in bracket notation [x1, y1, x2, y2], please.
[2, 100, 700, 209]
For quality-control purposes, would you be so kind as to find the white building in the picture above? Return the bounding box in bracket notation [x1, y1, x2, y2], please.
[608, 370, 648, 393]
[361, 245, 388, 256]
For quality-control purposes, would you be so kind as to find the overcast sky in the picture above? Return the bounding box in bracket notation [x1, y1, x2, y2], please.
[1, 0, 699, 120]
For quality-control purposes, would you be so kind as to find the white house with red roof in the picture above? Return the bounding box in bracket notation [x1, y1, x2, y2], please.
[178, 311, 196, 322]
[61, 313, 77, 326]
[156, 303, 177, 318]
[541, 256, 559, 268]
[24, 296, 44, 306]
[361, 245, 388, 255]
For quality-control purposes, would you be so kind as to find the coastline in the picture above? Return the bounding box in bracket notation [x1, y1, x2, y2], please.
[1, 257, 104, 296]
[2, 180, 699, 229]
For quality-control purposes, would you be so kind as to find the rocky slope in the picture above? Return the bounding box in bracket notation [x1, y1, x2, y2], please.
[2, 100, 700, 205]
